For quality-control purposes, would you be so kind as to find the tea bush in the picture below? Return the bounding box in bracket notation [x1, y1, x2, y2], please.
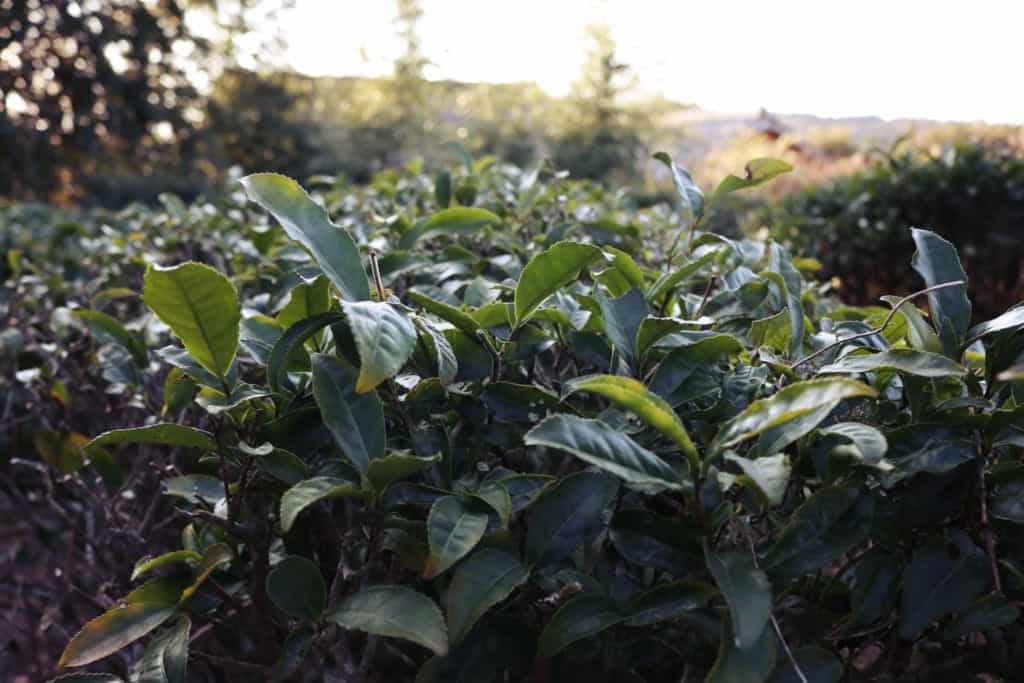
[5, 153, 1024, 683]
[766, 141, 1024, 321]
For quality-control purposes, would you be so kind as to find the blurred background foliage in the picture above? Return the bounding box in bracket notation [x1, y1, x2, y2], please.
[2, 0, 1022, 317]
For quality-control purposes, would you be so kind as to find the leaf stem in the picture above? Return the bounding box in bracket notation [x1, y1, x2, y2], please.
[976, 430, 1003, 594]
[693, 274, 717, 319]
[746, 532, 808, 683]
[368, 249, 386, 300]
[789, 280, 965, 370]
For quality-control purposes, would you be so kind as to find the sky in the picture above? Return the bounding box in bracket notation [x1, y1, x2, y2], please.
[278, 0, 1024, 124]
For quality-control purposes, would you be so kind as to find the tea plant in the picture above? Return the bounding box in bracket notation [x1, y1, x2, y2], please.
[37, 154, 1024, 682]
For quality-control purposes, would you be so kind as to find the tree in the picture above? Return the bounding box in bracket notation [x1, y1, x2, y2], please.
[0, 0, 212, 201]
[550, 25, 645, 181]
[0, 0, 293, 204]
[386, 0, 431, 162]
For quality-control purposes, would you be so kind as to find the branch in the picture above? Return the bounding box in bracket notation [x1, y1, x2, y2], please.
[368, 249, 386, 300]
[790, 280, 966, 370]
[176, 508, 253, 540]
[976, 431, 1003, 594]
[693, 273, 717, 319]
[747, 533, 808, 683]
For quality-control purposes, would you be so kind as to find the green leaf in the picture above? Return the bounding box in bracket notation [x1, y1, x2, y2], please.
[764, 485, 873, 579]
[328, 585, 448, 655]
[424, 496, 489, 579]
[241, 173, 370, 301]
[415, 318, 458, 385]
[342, 300, 417, 393]
[131, 550, 202, 581]
[447, 549, 530, 644]
[525, 471, 618, 566]
[277, 276, 331, 330]
[412, 206, 501, 245]
[623, 580, 716, 626]
[710, 378, 877, 456]
[706, 613, 778, 683]
[767, 242, 806, 357]
[367, 452, 441, 492]
[706, 551, 772, 649]
[881, 296, 942, 353]
[194, 382, 269, 415]
[849, 549, 900, 627]
[513, 241, 604, 327]
[162, 475, 225, 506]
[266, 556, 327, 620]
[653, 151, 704, 224]
[311, 354, 386, 476]
[750, 309, 793, 352]
[610, 508, 701, 574]
[910, 228, 971, 358]
[156, 345, 233, 391]
[939, 595, 1020, 640]
[280, 476, 361, 533]
[634, 316, 704, 362]
[407, 291, 480, 336]
[239, 315, 286, 366]
[723, 453, 791, 506]
[818, 348, 965, 378]
[434, 170, 452, 208]
[75, 309, 147, 365]
[596, 287, 646, 369]
[143, 262, 240, 380]
[537, 594, 623, 658]
[129, 615, 190, 683]
[965, 305, 1024, 347]
[602, 246, 646, 290]
[268, 312, 345, 395]
[561, 374, 699, 469]
[712, 158, 793, 199]
[646, 250, 718, 304]
[123, 576, 191, 606]
[482, 381, 561, 423]
[254, 447, 308, 485]
[649, 334, 744, 404]
[58, 603, 178, 668]
[899, 533, 990, 639]
[179, 543, 232, 603]
[818, 422, 888, 464]
[84, 424, 217, 456]
[162, 367, 196, 415]
[525, 414, 686, 494]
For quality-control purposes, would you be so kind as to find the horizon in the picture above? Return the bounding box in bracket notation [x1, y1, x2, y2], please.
[275, 0, 1024, 125]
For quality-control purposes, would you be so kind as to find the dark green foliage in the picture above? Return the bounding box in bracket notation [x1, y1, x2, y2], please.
[768, 142, 1024, 320]
[0, 0, 212, 201]
[5, 151, 1024, 682]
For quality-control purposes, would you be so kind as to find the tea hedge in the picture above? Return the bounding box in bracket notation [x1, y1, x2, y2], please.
[4, 154, 1024, 682]
[766, 141, 1024, 321]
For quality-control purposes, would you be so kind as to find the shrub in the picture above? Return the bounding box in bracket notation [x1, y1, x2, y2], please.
[766, 142, 1024, 321]
[6, 154, 1024, 682]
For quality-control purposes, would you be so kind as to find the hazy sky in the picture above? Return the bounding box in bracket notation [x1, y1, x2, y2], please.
[280, 0, 1023, 123]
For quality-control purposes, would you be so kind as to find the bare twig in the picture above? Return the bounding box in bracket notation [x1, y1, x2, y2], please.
[693, 273, 718, 319]
[976, 431, 1003, 594]
[176, 508, 253, 540]
[790, 280, 966, 370]
[746, 533, 808, 683]
[368, 249, 386, 300]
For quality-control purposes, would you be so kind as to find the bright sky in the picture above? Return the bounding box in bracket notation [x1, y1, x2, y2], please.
[280, 0, 1024, 124]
